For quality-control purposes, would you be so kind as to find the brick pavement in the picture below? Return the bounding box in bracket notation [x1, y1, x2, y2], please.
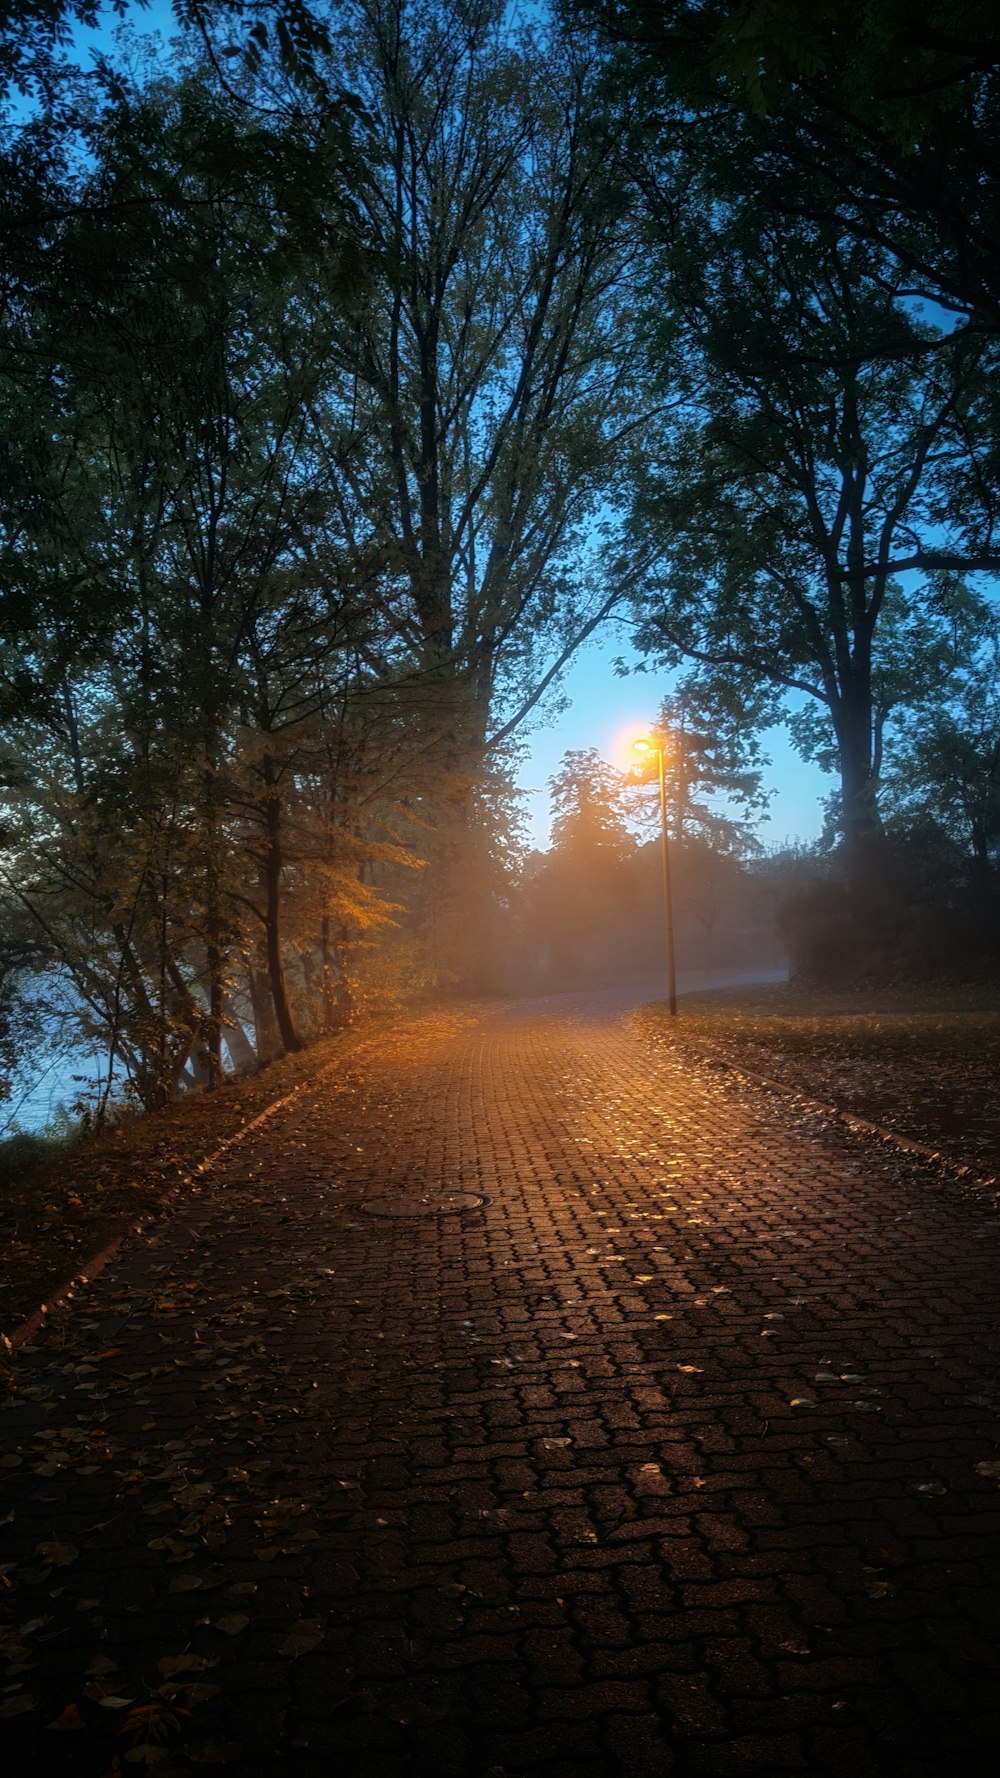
[2, 986, 1000, 1777]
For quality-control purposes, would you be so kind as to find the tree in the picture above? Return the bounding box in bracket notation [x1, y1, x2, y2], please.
[316, 0, 642, 756]
[0, 0, 336, 105]
[566, 0, 1000, 334]
[518, 742, 780, 982]
[0, 61, 417, 1108]
[627, 195, 996, 868]
[251, 0, 645, 983]
[526, 747, 641, 978]
[883, 624, 1000, 884]
[644, 686, 770, 853]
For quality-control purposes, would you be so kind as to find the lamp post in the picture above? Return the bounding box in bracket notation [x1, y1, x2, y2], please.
[634, 736, 677, 1016]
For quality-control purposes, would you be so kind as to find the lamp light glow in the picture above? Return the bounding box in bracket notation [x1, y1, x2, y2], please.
[631, 731, 677, 1016]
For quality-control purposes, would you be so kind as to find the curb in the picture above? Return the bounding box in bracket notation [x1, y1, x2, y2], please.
[0, 1037, 372, 1358]
[683, 1036, 999, 1196]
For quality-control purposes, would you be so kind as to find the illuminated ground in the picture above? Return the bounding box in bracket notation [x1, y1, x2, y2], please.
[2, 987, 1000, 1775]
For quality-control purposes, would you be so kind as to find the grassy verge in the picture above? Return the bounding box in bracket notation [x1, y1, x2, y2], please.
[637, 982, 1000, 1180]
[0, 1011, 456, 1343]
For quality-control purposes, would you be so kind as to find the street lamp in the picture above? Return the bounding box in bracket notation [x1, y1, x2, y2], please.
[634, 736, 678, 1016]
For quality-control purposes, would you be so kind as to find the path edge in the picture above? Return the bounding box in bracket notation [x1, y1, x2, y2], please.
[1, 1042, 359, 1358]
[674, 1030, 999, 1197]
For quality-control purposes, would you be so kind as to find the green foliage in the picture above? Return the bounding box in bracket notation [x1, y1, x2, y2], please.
[0, 50, 435, 1108]
[567, 0, 1000, 325]
[564, 0, 1000, 900]
[883, 622, 1000, 875]
[647, 687, 770, 854]
[0, 0, 337, 105]
[525, 748, 642, 979]
[549, 747, 638, 858]
[625, 177, 997, 856]
[1, 7, 642, 1111]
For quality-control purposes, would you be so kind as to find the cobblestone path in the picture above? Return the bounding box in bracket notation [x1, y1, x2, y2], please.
[3, 988, 1000, 1777]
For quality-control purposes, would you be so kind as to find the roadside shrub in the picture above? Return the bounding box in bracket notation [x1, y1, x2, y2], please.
[779, 837, 1000, 985]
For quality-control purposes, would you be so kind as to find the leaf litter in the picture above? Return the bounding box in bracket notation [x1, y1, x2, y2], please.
[638, 984, 1000, 1188]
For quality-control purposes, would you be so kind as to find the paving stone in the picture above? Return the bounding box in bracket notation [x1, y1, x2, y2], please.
[2, 983, 1000, 1774]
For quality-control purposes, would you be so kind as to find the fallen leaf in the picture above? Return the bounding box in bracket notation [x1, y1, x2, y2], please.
[36, 1541, 79, 1567]
[148, 1537, 194, 1559]
[86, 1654, 120, 1676]
[173, 1484, 213, 1508]
[168, 1574, 205, 1593]
[0, 1695, 39, 1717]
[48, 1701, 86, 1730]
[174, 1682, 220, 1706]
[975, 1459, 1000, 1480]
[214, 1615, 249, 1636]
[157, 1654, 207, 1677]
[98, 1694, 136, 1709]
[279, 1620, 324, 1658]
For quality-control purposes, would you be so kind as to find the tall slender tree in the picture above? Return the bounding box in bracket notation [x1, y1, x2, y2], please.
[317, 0, 642, 752]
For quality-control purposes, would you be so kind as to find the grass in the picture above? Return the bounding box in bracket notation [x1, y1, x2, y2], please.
[638, 980, 1000, 1179]
[642, 981, 1000, 1062]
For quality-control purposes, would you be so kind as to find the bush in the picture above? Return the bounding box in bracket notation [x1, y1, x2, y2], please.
[779, 835, 1000, 985]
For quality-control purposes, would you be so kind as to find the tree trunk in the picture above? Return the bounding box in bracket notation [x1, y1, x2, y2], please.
[320, 913, 336, 1031]
[221, 996, 257, 1072]
[835, 682, 884, 874]
[262, 751, 304, 1054]
[249, 958, 281, 1062]
[201, 738, 224, 1090]
[204, 891, 224, 1088]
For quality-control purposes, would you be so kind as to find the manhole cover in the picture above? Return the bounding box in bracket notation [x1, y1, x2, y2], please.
[361, 1190, 489, 1218]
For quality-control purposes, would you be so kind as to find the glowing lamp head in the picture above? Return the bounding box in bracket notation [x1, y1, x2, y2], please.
[632, 737, 654, 756]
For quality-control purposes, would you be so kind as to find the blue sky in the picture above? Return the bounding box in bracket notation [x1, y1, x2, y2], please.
[514, 632, 828, 852]
[27, 3, 830, 857]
